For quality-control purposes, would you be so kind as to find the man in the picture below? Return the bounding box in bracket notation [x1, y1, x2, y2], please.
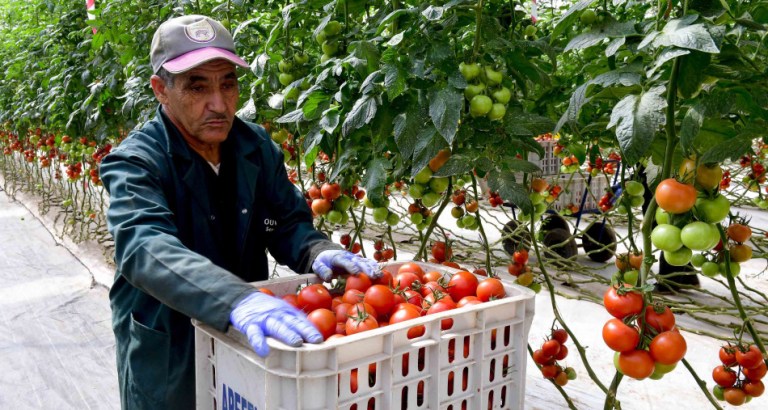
[100, 15, 378, 409]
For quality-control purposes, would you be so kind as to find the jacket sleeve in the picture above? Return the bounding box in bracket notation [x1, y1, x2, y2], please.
[100, 136, 255, 331]
[258, 134, 342, 273]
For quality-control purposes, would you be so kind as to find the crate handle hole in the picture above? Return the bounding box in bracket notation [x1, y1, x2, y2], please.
[487, 389, 495, 410]
[401, 386, 408, 410]
[504, 325, 511, 346]
[489, 358, 496, 382]
[502, 355, 510, 377]
[448, 338, 456, 363]
[462, 367, 469, 392]
[447, 370, 455, 396]
[501, 385, 507, 406]
[417, 380, 425, 406]
[401, 353, 410, 377]
[368, 362, 377, 387]
[463, 335, 471, 358]
[418, 347, 426, 371]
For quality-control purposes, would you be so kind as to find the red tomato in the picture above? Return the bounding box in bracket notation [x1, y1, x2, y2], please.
[602, 318, 640, 352]
[442, 261, 461, 269]
[727, 224, 752, 243]
[457, 296, 482, 308]
[422, 270, 443, 283]
[349, 302, 377, 318]
[331, 296, 343, 310]
[426, 299, 455, 330]
[723, 387, 747, 406]
[744, 361, 767, 381]
[541, 339, 561, 358]
[655, 178, 697, 214]
[364, 285, 396, 319]
[403, 289, 424, 307]
[552, 329, 568, 344]
[306, 308, 336, 340]
[393, 271, 420, 290]
[743, 380, 765, 397]
[345, 315, 378, 335]
[374, 270, 394, 287]
[446, 270, 479, 302]
[541, 364, 558, 379]
[389, 306, 425, 339]
[736, 345, 763, 370]
[507, 263, 524, 276]
[342, 289, 365, 304]
[257, 287, 275, 296]
[642, 305, 676, 333]
[333, 323, 346, 336]
[513, 249, 529, 265]
[618, 350, 655, 380]
[421, 281, 446, 297]
[282, 294, 299, 308]
[533, 349, 555, 366]
[476, 278, 505, 302]
[297, 284, 332, 312]
[333, 302, 354, 323]
[554, 345, 569, 360]
[719, 345, 737, 367]
[345, 274, 372, 292]
[398, 262, 425, 279]
[712, 365, 737, 387]
[603, 285, 644, 319]
[649, 331, 687, 364]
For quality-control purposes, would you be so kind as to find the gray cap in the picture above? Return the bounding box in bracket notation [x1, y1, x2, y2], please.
[150, 15, 249, 74]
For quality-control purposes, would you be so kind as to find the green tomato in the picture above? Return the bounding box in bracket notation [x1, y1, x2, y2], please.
[680, 222, 719, 251]
[451, 206, 465, 219]
[694, 195, 730, 223]
[623, 269, 639, 286]
[530, 192, 544, 205]
[664, 247, 693, 266]
[362, 196, 375, 209]
[491, 87, 511, 104]
[651, 224, 683, 252]
[408, 183, 425, 199]
[372, 207, 389, 223]
[649, 370, 665, 380]
[461, 214, 478, 229]
[613, 352, 623, 374]
[386, 213, 401, 226]
[278, 72, 295, 86]
[757, 199, 768, 210]
[719, 261, 741, 277]
[464, 83, 486, 100]
[315, 30, 327, 45]
[529, 282, 542, 293]
[414, 167, 433, 185]
[455, 216, 465, 229]
[700, 261, 720, 277]
[293, 53, 309, 65]
[487, 103, 507, 121]
[429, 176, 450, 193]
[469, 95, 493, 117]
[524, 25, 537, 37]
[580, 9, 597, 25]
[271, 129, 289, 144]
[655, 362, 677, 375]
[712, 386, 724, 401]
[459, 62, 481, 81]
[339, 211, 349, 225]
[484, 66, 503, 86]
[320, 54, 332, 64]
[655, 207, 671, 225]
[333, 195, 353, 212]
[278, 59, 293, 73]
[326, 210, 343, 224]
[321, 41, 339, 56]
[410, 212, 423, 225]
[323, 21, 342, 36]
[690, 253, 706, 267]
[422, 192, 441, 208]
[624, 181, 645, 197]
[534, 202, 547, 215]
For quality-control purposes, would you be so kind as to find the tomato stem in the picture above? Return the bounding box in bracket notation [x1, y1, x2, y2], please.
[602, 371, 623, 410]
[415, 180, 453, 261]
[680, 358, 724, 410]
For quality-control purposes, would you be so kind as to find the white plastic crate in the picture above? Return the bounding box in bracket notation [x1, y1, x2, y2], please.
[528, 139, 559, 176]
[550, 173, 610, 212]
[194, 262, 535, 410]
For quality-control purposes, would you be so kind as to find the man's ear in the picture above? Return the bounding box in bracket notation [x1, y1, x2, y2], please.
[150, 75, 169, 105]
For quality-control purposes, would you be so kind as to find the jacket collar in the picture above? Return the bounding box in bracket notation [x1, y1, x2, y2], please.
[154, 105, 264, 215]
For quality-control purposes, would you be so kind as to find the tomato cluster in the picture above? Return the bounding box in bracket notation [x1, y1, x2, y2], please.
[339, 233, 362, 254]
[613, 181, 645, 215]
[315, 20, 343, 63]
[602, 285, 687, 380]
[429, 241, 453, 264]
[269, 263, 508, 342]
[487, 190, 504, 207]
[711, 343, 766, 406]
[407, 149, 452, 230]
[276, 52, 311, 102]
[651, 162, 741, 270]
[612, 252, 642, 286]
[689, 222, 753, 278]
[460, 62, 510, 121]
[307, 181, 357, 226]
[585, 157, 616, 177]
[371, 240, 395, 263]
[450, 188, 481, 230]
[506, 249, 541, 293]
[533, 328, 576, 386]
[560, 155, 580, 174]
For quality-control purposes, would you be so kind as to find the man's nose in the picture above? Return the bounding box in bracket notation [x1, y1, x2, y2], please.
[207, 89, 228, 112]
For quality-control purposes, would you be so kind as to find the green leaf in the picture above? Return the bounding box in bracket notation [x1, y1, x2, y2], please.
[275, 108, 305, 123]
[504, 159, 542, 174]
[320, 107, 340, 134]
[342, 95, 378, 137]
[505, 108, 556, 138]
[487, 170, 533, 215]
[605, 38, 625, 57]
[433, 155, 473, 177]
[552, 0, 596, 41]
[382, 63, 407, 100]
[701, 135, 755, 163]
[647, 48, 690, 78]
[650, 14, 720, 53]
[429, 87, 462, 145]
[362, 156, 390, 206]
[677, 51, 711, 99]
[564, 21, 637, 52]
[411, 130, 443, 176]
[422, 6, 445, 21]
[301, 91, 330, 121]
[607, 86, 667, 164]
[394, 105, 429, 159]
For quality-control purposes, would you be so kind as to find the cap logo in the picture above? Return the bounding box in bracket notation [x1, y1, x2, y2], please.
[185, 19, 216, 43]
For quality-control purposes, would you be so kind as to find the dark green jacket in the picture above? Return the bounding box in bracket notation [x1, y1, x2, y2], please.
[100, 106, 338, 409]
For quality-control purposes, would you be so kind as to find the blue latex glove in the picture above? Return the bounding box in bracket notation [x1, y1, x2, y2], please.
[312, 249, 380, 281]
[230, 291, 322, 357]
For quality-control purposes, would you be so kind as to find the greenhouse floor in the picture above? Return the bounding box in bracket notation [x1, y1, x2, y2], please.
[1, 183, 766, 409]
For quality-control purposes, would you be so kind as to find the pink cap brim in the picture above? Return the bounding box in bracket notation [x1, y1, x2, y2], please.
[163, 47, 249, 73]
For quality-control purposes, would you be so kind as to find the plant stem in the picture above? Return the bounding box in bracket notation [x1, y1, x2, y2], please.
[472, 0, 484, 61]
[470, 173, 492, 272]
[416, 182, 453, 260]
[603, 372, 623, 410]
[680, 358, 724, 410]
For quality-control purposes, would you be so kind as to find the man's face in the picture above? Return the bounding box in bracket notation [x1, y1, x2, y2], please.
[151, 59, 239, 146]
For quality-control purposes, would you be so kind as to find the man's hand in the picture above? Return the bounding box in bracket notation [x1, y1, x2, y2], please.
[230, 292, 322, 356]
[312, 249, 380, 281]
